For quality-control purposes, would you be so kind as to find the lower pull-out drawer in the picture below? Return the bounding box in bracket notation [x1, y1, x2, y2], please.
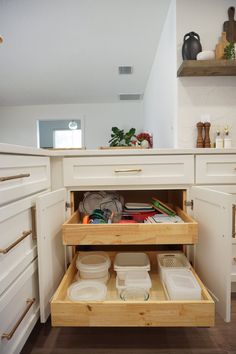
[51, 253, 214, 327]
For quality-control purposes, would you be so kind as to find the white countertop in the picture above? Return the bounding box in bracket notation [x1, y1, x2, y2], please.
[0, 143, 236, 156]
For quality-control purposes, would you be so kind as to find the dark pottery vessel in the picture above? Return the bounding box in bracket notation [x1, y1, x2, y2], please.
[182, 31, 202, 60]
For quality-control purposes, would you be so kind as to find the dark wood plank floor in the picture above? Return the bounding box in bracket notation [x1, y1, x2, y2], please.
[21, 294, 236, 354]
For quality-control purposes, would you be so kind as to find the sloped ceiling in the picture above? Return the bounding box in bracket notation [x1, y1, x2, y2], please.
[0, 0, 171, 105]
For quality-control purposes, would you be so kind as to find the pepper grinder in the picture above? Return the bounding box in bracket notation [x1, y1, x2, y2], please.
[203, 122, 211, 148]
[196, 122, 204, 148]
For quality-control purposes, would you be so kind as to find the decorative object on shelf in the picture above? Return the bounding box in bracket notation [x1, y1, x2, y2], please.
[203, 122, 211, 148]
[108, 127, 136, 147]
[224, 42, 235, 59]
[215, 32, 229, 60]
[215, 129, 223, 148]
[223, 6, 236, 43]
[196, 122, 204, 148]
[196, 51, 215, 60]
[182, 31, 202, 60]
[223, 126, 232, 148]
[136, 132, 153, 148]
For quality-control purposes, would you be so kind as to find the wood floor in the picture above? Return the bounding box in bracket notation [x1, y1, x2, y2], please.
[21, 294, 236, 354]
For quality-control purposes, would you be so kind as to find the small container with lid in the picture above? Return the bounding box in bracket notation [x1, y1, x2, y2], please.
[76, 252, 111, 280]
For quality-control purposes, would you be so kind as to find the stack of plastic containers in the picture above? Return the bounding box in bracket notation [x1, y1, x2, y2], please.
[114, 253, 151, 300]
[157, 252, 201, 300]
[67, 252, 111, 301]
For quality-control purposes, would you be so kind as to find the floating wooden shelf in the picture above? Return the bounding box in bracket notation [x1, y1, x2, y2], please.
[177, 60, 236, 77]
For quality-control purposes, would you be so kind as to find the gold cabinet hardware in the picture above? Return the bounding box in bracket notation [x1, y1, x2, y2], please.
[0, 230, 32, 254]
[1, 298, 35, 340]
[0, 173, 30, 182]
[232, 205, 236, 238]
[114, 169, 142, 173]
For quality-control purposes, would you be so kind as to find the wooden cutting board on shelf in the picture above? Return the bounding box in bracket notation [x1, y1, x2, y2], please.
[223, 6, 236, 43]
[215, 32, 229, 60]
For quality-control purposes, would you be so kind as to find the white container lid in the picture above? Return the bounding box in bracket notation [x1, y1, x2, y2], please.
[67, 281, 107, 301]
[114, 253, 150, 271]
[165, 269, 201, 300]
[76, 252, 111, 273]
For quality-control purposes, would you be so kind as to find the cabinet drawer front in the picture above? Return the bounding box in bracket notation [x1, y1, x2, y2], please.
[62, 208, 198, 245]
[51, 254, 214, 327]
[63, 155, 194, 187]
[196, 155, 236, 184]
[0, 197, 37, 295]
[0, 259, 39, 354]
[0, 155, 50, 206]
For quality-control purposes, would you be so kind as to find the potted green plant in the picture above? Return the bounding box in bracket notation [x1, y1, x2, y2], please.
[108, 127, 136, 147]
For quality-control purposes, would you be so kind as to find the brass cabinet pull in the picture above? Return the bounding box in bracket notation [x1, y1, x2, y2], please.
[1, 298, 35, 340]
[233, 205, 236, 238]
[0, 173, 30, 182]
[0, 230, 32, 254]
[114, 169, 142, 173]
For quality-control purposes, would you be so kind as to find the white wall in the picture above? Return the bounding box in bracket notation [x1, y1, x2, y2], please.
[0, 102, 143, 149]
[177, 0, 236, 148]
[143, 0, 176, 148]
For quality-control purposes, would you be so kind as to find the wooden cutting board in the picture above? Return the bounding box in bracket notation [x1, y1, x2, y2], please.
[215, 32, 229, 59]
[223, 6, 236, 43]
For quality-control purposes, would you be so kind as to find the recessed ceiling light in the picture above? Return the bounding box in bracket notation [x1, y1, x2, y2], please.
[118, 66, 133, 75]
[119, 94, 143, 100]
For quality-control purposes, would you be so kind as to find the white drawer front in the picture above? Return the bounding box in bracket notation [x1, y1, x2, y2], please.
[196, 155, 236, 184]
[0, 259, 39, 354]
[0, 155, 50, 206]
[0, 197, 37, 295]
[63, 155, 194, 187]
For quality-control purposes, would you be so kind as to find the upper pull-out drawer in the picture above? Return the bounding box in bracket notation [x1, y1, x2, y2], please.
[196, 155, 236, 184]
[0, 155, 50, 206]
[63, 155, 194, 188]
[62, 208, 198, 245]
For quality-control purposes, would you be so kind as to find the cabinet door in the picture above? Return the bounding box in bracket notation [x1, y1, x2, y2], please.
[36, 188, 66, 323]
[191, 186, 233, 322]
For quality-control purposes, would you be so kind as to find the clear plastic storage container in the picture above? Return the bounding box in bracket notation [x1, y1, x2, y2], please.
[157, 252, 191, 282]
[114, 253, 150, 280]
[116, 270, 152, 295]
[67, 281, 107, 301]
[76, 252, 111, 280]
[164, 269, 201, 300]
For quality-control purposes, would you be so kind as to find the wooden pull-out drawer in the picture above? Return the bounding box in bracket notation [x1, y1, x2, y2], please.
[196, 155, 236, 184]
[63, 155, 194, 188]
[51, 253, 214, 327]
[62, 207, 198, 245]
[0, 155, 50, 206]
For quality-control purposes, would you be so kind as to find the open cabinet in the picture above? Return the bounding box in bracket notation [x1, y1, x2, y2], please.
[36, 187, 215, 327]
[191, 185, 236, 323]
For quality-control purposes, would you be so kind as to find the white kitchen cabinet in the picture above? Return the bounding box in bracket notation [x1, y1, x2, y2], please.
[191, 185, 236, 323]
[63, 155, 194, 188]
[195, 155, 236, 184]
[0, 153, 50, 354]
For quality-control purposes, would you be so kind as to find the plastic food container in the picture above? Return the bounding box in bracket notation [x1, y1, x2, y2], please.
[67, 281, 107, 301]
[114, 253, 150, 280]
[157, 252, 191, 282]
[116, 270, 152, 295]
[120, 287, 149, 301]
[75, 271, 110, 284]
[164, 269, 201, 300]
[76, 252, 111, 279]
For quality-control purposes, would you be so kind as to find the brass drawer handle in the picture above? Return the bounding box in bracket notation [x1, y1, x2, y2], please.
[1, 298, 35, 340]
[114, 169, 142, 173]
[0, 173, 30, 182]
[0, 230, 32, 254]
[233, 205, 236, 239]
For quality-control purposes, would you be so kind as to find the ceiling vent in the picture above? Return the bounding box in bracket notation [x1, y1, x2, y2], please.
[118, 66, 133, 74]
[119, 94, 143, 101]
